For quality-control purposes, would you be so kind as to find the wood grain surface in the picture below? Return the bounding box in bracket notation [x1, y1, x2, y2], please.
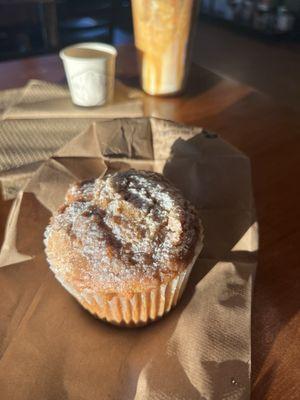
[0, 45, 299, 399]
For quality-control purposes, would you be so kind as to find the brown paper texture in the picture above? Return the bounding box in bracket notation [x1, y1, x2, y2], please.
[2, 80, 143, 120]
[0, 80, 143, 199]
[0, 117, 257, 400]
[0, 86, 22, 118]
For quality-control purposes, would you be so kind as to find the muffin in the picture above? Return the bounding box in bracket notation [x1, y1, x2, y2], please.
[44, 169, 203, 327]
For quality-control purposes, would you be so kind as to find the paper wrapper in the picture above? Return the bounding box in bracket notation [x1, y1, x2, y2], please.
[55, 261, 193, 327]
[50, 238, 203, 327]
[0, 80, 143, 199]
[0, 117, 257, 399]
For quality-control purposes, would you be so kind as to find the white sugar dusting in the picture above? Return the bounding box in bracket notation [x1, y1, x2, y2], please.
[44, 170, 200, 290]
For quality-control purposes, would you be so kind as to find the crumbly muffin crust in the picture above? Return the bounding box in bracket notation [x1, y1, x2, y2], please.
[45, 170, 202, 295]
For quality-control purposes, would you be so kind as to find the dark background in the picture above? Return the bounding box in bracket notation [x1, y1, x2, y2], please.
[0, 0, 299, 61]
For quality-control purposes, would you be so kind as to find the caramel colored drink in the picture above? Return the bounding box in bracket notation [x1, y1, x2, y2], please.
[132, 0, 199, 96]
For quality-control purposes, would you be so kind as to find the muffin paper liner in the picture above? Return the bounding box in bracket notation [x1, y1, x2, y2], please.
[54, 263, 191, 327]
[52, 238, 203, 327]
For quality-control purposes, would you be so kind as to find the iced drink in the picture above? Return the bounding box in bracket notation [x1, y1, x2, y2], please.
[131, 0, 199, 96]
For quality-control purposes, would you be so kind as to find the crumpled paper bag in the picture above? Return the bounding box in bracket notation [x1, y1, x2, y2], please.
[2, 79, 143, 120]
[0, 87, 21, 118]
[0, 80, 143, 199]
[0, 117, 257, 400]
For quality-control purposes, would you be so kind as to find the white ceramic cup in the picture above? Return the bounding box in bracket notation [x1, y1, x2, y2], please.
[60, 43, 117, 107]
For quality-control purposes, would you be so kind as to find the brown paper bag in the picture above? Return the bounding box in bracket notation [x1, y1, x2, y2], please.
[0, 117, 257, 399]
[0, 86, 21, 118]
[2, 80, 143, 120]
[0, 80, 144, 199]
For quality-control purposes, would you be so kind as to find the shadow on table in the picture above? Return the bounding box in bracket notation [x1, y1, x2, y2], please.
[120, 63, 221, 98]
[251, 362, 276, 400]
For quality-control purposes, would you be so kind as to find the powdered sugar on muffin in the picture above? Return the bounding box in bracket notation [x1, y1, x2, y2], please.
[45, 169, 202, 294]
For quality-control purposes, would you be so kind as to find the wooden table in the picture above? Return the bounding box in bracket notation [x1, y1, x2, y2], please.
[0, 47, 299, 399]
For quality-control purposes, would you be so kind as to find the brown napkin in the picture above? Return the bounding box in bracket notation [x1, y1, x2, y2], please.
[0, 80, 143, 199]
[0, 86, 21, 118]
[2, 79, 143, 120]
[0, 117, 257, 400]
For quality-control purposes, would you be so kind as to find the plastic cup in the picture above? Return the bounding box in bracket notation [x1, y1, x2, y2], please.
[132, 0, 199, 96]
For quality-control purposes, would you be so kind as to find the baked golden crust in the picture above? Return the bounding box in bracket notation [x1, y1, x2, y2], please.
[44, 170, 202, 295]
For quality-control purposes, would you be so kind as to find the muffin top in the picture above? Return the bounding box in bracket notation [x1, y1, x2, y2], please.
[45, 170, 202, 294]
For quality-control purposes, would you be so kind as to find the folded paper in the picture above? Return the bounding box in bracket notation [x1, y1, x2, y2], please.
[0, 80, 143, 198]
[0, 117, 257, 400]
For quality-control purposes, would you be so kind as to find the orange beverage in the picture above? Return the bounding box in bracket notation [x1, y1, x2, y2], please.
[131, 0, 199, 96]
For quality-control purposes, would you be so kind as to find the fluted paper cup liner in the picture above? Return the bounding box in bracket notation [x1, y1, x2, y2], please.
[51, 237, 203, 327]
